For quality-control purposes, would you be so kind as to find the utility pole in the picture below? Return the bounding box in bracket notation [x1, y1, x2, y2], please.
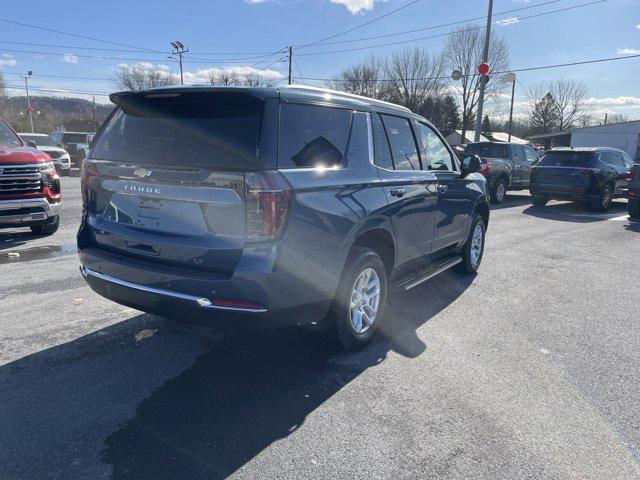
[7, 97, 13, 125]
[288, 46, 293, 85]
[21, 70, 34, 133]
[473, 0, 494, 142]
[92, 96, 97, 128]
[505, 72, 516, 142]
[604, 113, 608, 125]
[170, 41, 188, 85]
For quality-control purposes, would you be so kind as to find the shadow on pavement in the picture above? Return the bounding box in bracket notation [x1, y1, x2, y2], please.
[0, 271, 474, 479]
[522, 200, 627, 223]
[0, 230, 42, 250]
[489, 194, 533, 211]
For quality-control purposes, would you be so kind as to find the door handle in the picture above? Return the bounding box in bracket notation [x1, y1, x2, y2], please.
[390, 187, 406, 197]
[437, 184, 448, 193]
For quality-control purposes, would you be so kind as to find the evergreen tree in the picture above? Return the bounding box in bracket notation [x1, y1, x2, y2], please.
[531, 92, 560, 134]
[481, 115, 492, 136]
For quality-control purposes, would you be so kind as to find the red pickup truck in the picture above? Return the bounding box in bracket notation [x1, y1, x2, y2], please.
[0, 116, 61, 235]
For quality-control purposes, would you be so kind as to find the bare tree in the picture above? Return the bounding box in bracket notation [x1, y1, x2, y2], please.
[443, 24, 510, 139]
[244, 74, 278, 87]
[384, 47, 446, 112]
[0, 71, 5, 96]
[210, 72, 242, 86]
[327, 56, 389, 100]
[114, 63, 178, 91]
[527, 79, 592, 132]
[550, 79, 591, 130]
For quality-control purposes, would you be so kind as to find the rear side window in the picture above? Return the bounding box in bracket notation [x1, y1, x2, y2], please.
[512, 145, 525, 162]
[381, 114, 420, 171]
[465, 143, 508, 159]
[278, 103, 352, 168]
[538, 152, 595, 167]
[372, 113, 393, 170]
[93, 91, 265, 169]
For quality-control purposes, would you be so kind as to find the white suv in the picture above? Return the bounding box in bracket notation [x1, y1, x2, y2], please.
[20, 133, 72, 176]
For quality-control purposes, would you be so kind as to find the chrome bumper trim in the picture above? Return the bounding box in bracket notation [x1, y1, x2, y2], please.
[0, 197, 60, 223]
[79, 265, 268, 313]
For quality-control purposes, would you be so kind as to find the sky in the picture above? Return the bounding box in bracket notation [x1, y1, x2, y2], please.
[0, 0, 639, 121]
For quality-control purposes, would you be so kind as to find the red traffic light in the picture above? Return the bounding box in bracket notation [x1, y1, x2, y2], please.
[27, 106, 33, 113]
[477, 63, 490, 75]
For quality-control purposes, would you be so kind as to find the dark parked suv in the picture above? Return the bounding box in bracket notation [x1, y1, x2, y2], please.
[78, 86, 489, 350]
[464, 142, 539, 203]
[628, 163, 640, 218]
[529, 147, 635, 211]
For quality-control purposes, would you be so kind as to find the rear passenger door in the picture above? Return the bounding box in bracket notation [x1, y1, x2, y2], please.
[415, 121, 472, 253]
[510, 144, 528, 186]
[372, 112, 437, 266]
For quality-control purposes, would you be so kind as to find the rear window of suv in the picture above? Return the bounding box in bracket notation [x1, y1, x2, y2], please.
[537, 152, 595, 167]
[465, 143, 509, 159]
[62, 133, 89, 144]
[92, 91, 265, 169]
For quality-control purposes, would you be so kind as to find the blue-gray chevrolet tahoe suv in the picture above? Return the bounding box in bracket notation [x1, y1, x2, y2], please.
[78, 85, 489, 350]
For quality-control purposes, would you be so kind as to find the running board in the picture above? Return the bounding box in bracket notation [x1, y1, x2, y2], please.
[391, 256, 462, 291]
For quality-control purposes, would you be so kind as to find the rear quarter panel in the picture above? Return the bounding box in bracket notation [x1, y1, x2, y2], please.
[279, 161, 392, 305]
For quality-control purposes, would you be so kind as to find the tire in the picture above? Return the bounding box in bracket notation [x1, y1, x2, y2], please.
[456, 214, 486, 275]
[490, 178, 507, 204]
[532, 196, 548, 207]
[629, 197, 640, 219]
[75, 150, 86, 169]
[30, 216, 59, 236]
[328, 247, 388, 351]
[591, 184, 613, 212]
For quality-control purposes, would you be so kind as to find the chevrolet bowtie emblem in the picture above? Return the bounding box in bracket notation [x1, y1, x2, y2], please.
[133, 168, 152, 178]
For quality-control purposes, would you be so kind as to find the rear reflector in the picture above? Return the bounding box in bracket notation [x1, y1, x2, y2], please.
[624, 172, 634, 182]
[480, 162, 492, 175]
[245, 171, 293, 242]
[212, 298, 265, 311]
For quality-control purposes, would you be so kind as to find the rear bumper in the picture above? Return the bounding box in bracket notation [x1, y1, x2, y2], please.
[0, 197, 61, 227]
[529, 185, 595, 201]
[78, 246, 334, 329]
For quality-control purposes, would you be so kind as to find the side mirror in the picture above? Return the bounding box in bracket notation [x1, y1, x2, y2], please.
[460, 154, 481, 176]
[27, 140, 38, 149]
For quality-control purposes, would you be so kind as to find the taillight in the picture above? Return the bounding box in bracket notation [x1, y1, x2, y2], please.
[245, 171, 293, 242]
[624, 172, 634, 182]
[479, 162, 492, 175]
[81, 160, 99, 210]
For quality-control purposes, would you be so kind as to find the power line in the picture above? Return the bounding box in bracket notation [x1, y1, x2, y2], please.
[2, 83, 111, 96]
[292, 53, 640, 82]
[296, 0, 607, 57]
[0, 39, 169, 54]
[2, 71, 112, 81]
[0, 47, 287, 64]
[0, 17, 160, 53]
[294, 0, 423, 49]
[302, 0, 564, 47]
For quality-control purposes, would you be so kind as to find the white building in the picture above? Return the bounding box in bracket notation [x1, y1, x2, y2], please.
[445, 130, 490, 146]
[570, 120, 640, 161]
[489, 132, 530, 144]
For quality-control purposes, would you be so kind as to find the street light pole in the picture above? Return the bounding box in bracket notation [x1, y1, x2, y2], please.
[505, 72, 516, 142]
[21, 71, 34, 133]
[473, 0, 494, 142]
[170, 41, 188, 85]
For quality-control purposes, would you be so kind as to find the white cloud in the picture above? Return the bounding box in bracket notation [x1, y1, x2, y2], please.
[0, 54, 17, 67]
[496, 16, 519, 26]
[245, 0, 270, 3]
[182, 65, 283, 84]
[586, 96, 640, 107]
[62, 54, 79, 64]
[330, 0, 380, 14]
[636, 23, 640, 30]
[617, 48, 640, 54]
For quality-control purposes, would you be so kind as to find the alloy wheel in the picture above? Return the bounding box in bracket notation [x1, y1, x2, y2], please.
[470, 223, 484, 267]
[349, 267, 381, 334]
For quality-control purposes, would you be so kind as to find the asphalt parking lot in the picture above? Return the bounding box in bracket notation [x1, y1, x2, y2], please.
[1, 174, 639, 480]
